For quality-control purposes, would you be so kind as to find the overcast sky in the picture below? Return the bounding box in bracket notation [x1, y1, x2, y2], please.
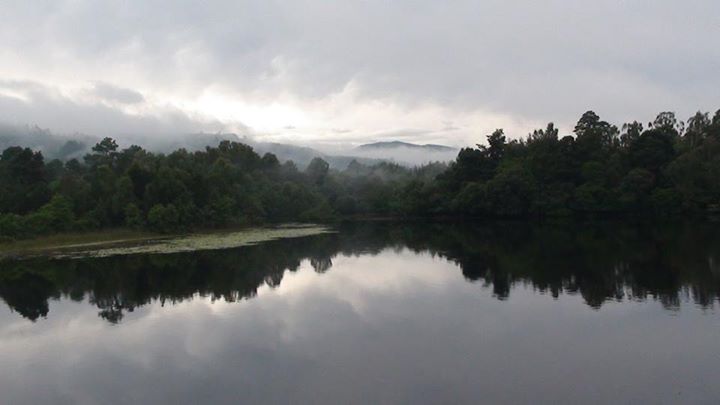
[1, 0, 719, 148]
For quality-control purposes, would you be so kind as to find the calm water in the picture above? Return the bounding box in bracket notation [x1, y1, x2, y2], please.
[1, 221, 719, 404]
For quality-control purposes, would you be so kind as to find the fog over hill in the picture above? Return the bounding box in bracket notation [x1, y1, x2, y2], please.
[0, 123, 461, 169]
[352, 141, 459, 165]
[357, 141, 456, 152]
[0, 123, 97, 161]
[0, 123, 242, 161]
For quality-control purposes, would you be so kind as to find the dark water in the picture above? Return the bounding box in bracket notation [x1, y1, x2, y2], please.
[1, 221, 719, 404]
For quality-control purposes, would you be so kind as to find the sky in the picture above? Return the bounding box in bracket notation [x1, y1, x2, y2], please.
[0, 0, 719, 148]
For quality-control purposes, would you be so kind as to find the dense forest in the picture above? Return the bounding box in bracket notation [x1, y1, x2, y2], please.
[1, 109, 719, 240]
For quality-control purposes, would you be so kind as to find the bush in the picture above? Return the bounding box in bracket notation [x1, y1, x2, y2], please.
[451, 182, 487, 215]
[124, 203, 144, 228]
[335, 196, 358, 215]
[25, 211, 52, 235]
[24, 195, 75, 234]
[147, 204, 180, 233]
[0, 213, 26, 239]
[74, 215, 100, 231]
[299, 200, 335, 222]
[485, 166, 537, 217]
[41, 195, 75, 231]
[651, 188, 683, 214]
[618, 168, 655, 210]
[205, 195, 236, 226]
[573, 183, 615, 212]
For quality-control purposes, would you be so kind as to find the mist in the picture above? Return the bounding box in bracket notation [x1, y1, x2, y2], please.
[347, 145, 459, 166]
[0, 119, 459, 170]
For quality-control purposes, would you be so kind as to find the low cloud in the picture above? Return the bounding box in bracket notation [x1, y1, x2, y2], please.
[90, 82, 145, 104]
[0, 80, 232, 139]
[0, 1, 718, 147]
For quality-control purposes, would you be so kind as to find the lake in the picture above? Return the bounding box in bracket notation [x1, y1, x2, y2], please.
[1, 221, 719, 404]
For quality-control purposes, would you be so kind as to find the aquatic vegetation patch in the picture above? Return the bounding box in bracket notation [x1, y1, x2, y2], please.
[56, 225, 333, 259]
[0, 225, 333, 260]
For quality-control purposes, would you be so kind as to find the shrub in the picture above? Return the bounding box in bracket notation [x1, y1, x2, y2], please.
[0, 214, 26, 239]
[147, 204, 180, 233]
[124, 203, 144, 228]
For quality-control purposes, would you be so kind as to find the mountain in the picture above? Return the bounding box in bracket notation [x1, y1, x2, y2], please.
[356, 141, 456, 152]
[353, 141, 459, 165]
[0, 125, 244, 162]
[0, 124, 453, 169]
[0, 123, 97, 160]
[0, 125, 380, 169]
[242, 138, 381, 169]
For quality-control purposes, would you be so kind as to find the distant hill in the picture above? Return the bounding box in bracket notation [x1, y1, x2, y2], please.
[352, 140, 459, 165]
[0, 125, 244, 162]
[356, 141, 456, 152]
[0, 123, 454, 169]
[0, 123, 97, 160]
[242, 138, 381, 170]
[0, 124, 381, 169]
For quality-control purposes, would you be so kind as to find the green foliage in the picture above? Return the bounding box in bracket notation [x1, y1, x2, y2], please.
[23, 195, 75, 235]
[0, 214, 26, 239]
[438, 109, 720, 217]
[299, 200, 335, 221]
[0, 147, 51, 214]
[41, 195, 74, 231]
[573, 183, 614, 212]
[618, 168, 655, 209]
[147, 204, 180, 233]
[628, 128, 676, 171]
[666, 137, 720, 209]
[484, 164, 536, 216]
[451, 182, 487, 215]
[124, 203, 144, 228]
[306, 157, 330, 185]
[650, 188, 683, 214]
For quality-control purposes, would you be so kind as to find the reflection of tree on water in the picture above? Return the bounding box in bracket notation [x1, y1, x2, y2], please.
[0, 221, 719, 322]
[311, 257, 333, 273]
[414, 221, 720, 310]
[0, 268, 57, 321]
[0, 236, 341, 323]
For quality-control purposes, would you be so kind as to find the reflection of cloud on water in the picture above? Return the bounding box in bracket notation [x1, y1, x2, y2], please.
[271, 250, 459, 315]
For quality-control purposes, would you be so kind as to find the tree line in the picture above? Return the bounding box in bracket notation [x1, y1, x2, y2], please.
[1, 109, 719, 240]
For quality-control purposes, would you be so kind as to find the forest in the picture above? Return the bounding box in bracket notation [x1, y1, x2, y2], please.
[1, 109, 719, 240]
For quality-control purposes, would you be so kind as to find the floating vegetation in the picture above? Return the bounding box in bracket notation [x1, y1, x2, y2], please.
[4, 225, 333, 260]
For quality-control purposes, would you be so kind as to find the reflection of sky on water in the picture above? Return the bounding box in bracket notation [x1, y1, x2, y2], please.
[1, 248, 718, 404]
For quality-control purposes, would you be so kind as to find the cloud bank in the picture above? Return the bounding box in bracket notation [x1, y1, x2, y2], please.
[0, 0, 718, 147]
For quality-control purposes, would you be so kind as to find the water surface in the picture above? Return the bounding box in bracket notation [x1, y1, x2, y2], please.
[1, 221, 719, 404]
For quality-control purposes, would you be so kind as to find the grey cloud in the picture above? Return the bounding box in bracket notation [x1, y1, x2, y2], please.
[368, 129, 439, 141]
[442, 121, 460, 132]
[0, 79, 50, 94]
[1, 1, 719, 135]
[0, 81, 233, 141]
[90, 82, 145, 104]
[367, 126, 467, 145]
